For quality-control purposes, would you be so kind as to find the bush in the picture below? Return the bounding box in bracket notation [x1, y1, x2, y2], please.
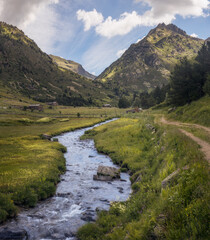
[77, 223, 102, 240]
[118, 97, 130, 108]
[13, 187, 38, 207]
[0, 194, 17, 223]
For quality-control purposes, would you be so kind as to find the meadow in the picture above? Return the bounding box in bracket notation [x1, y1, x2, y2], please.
[78, 116, 209, 240]
[0, 101, 126, 223]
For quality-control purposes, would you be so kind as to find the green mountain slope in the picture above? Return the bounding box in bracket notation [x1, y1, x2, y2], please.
[0, 22, 105, 106]
[97, 23, 204, 95]
[50, 55, 96, 80]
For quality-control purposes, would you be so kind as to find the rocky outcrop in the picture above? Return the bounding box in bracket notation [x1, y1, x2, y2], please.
[93, 166, 120, 181]
[0, 228, 28, 240]
[41, 134, 52, 140]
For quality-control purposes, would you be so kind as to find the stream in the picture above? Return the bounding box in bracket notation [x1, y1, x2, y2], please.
[1, 119, 131, 240]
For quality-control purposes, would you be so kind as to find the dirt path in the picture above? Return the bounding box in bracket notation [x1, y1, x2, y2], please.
[160, 117, 210, 134]
[160, 117, 210, 164]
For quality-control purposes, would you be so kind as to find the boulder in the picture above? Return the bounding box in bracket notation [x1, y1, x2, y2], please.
[41, 134, 52, 140]
[0, 229, 28, 240]
[93, 165, 120, 181]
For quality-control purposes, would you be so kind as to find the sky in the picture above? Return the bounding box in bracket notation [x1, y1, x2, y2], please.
[0, 0, 209, 76]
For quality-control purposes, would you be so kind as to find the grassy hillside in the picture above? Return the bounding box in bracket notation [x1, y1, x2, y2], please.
[0, 22, 108, 106]
[167, 95, 210, 127]
[78, 116, 209, 240]
[50, 55, 96, 80]
[97, 24, 203, 97]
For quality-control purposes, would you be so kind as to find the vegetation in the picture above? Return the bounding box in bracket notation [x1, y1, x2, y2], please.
[129, 40, 210, 111]
[78, 117, 209, 240]
[0, 102, 124, 223]
[0, 22, 111, 106]
[118, 97, 130, 108]
[50, 55, 96, 80]
[97, 23, 203, 97]
[168, 41, 210, 106]
[167, 95, 210, 127]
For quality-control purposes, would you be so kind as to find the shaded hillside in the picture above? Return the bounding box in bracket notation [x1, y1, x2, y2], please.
[0, 22, 105, 106]
[50, 55, 96, 80]
[97, 23, 204, 96]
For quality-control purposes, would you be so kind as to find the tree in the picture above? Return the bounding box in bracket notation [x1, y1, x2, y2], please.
[167, 57, 204, 106]
[196, 41, 210, 74]
[118, 97, 130, 108]
[203, 74, 210, 96]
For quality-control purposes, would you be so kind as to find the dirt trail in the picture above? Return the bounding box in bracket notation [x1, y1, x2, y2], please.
[160, 117, 210, 134]
[160, 117, 210, 164]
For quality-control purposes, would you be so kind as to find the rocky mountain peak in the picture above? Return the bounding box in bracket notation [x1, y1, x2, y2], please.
[148, 23, 187, 37]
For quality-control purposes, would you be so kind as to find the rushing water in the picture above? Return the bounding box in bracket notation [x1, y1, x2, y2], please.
[1, 119, 131, 240]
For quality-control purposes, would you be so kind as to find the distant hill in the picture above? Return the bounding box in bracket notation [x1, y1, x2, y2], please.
[50, 55, 96, 80]
[96, 23, 204, 96]
[0, 22, 107, 106]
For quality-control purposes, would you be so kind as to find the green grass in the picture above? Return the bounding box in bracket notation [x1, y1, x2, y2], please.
[167, 95, 210, 127]
[78, 116, 209, 240]
[0, 136, 66, 222]
[181, 126, 210, 144]
[0, 104, 123, 223]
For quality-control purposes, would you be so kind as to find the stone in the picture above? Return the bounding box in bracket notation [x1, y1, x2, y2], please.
[41, 134, 52, 140]
[161, 165, 190, 189]
[161, 169, 180, 189]
[0, 229, 28, 240]
[93, 165, 120, 181]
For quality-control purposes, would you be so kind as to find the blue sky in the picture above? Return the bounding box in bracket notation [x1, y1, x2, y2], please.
[0, 0, 209, 75]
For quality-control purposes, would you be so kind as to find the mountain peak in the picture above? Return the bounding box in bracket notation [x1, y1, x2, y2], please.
[50, 55, 96, 80]
[97, 23, 204, 94]
[154, 23, 187, 36]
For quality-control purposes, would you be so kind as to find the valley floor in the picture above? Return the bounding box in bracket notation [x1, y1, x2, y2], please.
[0, 104, 124, 223]
[0, 97, 209, 240]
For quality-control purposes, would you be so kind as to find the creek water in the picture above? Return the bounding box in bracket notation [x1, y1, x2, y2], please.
[2, 119, 131, 240]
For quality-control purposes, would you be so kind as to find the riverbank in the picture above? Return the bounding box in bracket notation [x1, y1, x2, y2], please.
[0, 116, 109, 223]
[78, 115, 209, 240]
[0, 119, 131, 239]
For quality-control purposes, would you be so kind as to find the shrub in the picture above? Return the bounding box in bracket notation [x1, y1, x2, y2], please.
[0, 194, 17, 223]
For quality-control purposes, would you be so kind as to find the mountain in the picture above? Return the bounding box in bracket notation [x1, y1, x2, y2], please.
[96, 23, 204, 96]
[50, 55, 96, 80]
[0, 22, 106, 106]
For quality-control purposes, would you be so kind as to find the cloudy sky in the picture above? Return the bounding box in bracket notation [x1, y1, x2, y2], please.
[0, 0, 209, 75]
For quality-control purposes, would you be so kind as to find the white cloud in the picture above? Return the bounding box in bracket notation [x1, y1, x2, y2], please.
[77, 8, 104, 31]
[0, 0, 61, 53]
[78, 0, 210, 38]
[190, 33, 199, 38]
[117, 48, 127, 58]
[135, 0, 209, 18]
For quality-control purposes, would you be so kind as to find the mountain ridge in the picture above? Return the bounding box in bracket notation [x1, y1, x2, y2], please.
[96, 23, 204, 96]
[0, 21, 108, 106]
[50, 55, 96, 80]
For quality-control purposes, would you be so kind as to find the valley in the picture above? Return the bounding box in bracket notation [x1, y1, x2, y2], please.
[0, 18, 209, 240]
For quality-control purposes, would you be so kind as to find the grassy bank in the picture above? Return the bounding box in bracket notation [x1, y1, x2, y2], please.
[167, 95, 210, 127]
[78, 116, 209, 240]
[0, 103, 120, 223]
